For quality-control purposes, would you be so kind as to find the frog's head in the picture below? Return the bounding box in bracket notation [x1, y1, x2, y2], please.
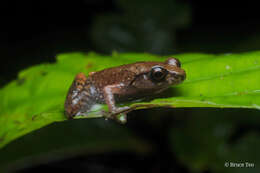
[155, 57, 186, 85]
[131, 57, 186, 91]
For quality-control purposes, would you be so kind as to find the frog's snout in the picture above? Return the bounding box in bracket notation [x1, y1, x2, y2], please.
[178, 69, 186, 81]
[169, 69, 186, 84]
[174, 73, 185, 81]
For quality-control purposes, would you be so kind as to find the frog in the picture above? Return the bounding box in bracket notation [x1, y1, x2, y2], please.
[64, 57, 186, 122]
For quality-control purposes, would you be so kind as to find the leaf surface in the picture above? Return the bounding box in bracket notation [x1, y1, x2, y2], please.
[0, 51, 260, 149]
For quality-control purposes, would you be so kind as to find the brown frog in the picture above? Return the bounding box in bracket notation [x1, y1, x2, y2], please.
[64, 57, 186, 122]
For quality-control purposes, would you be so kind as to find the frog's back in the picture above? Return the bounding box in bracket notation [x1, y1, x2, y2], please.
[88, 61, 163, 89]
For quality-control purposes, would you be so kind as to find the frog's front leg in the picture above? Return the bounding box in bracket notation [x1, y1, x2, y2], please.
[103, 84, 131, 118]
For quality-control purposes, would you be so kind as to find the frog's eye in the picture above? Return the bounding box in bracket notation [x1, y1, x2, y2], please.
[151, 66, 168, 82]
[166, 57, 181, 67]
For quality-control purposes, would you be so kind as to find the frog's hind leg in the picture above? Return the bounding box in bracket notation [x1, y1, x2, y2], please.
[64, 73, 92, 118]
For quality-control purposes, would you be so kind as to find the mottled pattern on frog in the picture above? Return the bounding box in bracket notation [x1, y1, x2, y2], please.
[65, 73, 94, 117]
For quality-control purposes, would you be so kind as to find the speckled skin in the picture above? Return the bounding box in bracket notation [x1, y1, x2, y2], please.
[65, 58, 186, 119]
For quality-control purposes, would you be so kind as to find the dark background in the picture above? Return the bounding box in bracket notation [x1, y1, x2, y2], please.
[1, 0, 260, 172]
[2, 0, 260, 86]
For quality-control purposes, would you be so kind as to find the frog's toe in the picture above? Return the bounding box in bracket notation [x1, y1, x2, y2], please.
[115, 113, 127, 124]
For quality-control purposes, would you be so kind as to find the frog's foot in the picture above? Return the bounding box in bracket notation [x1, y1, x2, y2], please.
[103, 106, 131, 124]
[103, 113, 127, 124]
[113, 113, 127, 124]
[112, 106, 131, 115]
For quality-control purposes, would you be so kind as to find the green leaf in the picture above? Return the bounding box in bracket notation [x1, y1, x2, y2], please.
[0, 51, 260, 149]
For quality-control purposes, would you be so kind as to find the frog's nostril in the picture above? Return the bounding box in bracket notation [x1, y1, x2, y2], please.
[172, 72, 186, 81]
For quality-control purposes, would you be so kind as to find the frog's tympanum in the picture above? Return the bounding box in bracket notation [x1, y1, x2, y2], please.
[65, 58, 186, 121]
